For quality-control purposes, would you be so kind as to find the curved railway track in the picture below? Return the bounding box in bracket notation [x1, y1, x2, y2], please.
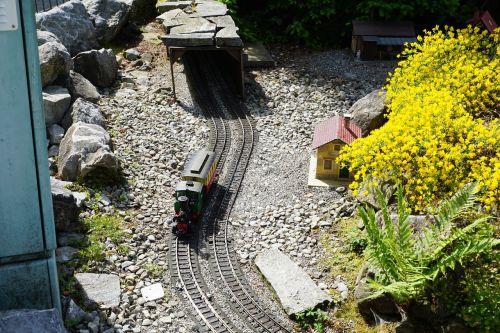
[170, 52, 293, 333]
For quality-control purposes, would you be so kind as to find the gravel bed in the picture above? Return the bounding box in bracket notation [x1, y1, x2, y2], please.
[228, 47, 395, 330]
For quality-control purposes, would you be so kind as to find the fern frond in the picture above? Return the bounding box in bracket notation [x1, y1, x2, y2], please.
[434, 182, 479, 229]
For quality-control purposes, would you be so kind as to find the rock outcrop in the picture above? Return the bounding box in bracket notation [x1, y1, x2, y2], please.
[42, 86, 72, 126]
[58, 122, 119, 181]
[73, 49, 118, 88]
[36, 0, 99, 55]
[82, 0, 133, 42]
[64, 71, 101, 103]
[349, 89, 387, 136]
[62, 98, 106, 130]
[38, 42, 73, 87]
[50, 177, 85, 232]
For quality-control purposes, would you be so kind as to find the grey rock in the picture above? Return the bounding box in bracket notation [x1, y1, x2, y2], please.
[58, 122, 119, 181]
[255, 248, 331, 316]
[169, 17, 216, 34]
[75, 273, 121, 309]
[0, 309, 67, 333]
[82, 0, 133, 42]
[39, 42, 73, 87]
[57, 232, 85, 247]
[155, 8, 187, 24]
[354, 265, 401, 324]
[355, 179, 396, 210]
[124, 48, 141, 61]
[156, 1, 192, 13]
[215, 27, 242, 47]
[37, 30, 60, 46]
[188, 1, 227, 17]
[51, 177, 83, 232]
[62, 98, 106, 130]
[42, 86, 71, 126]
[208, 15, 236, 29]
[36, 0, 99, 55]
[48, 124, 65, 145]
[64, 71, 101, 103]
[62, 297, 86, 326]
[56, 246, 79, 263]
[349, 89, 387, 136]
[161, 33, 214, 47]
[48, 145, 60, 158]
[87, 321, 98, 333]
[73, 49, 118, 88]
[141, 283, 164, 302]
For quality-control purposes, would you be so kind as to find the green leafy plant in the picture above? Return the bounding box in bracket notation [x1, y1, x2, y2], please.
[347, 227, 368, 254]
[143, 263, 166, 279]
[294, 308, 329, 332]
[359, 182, 499, 303]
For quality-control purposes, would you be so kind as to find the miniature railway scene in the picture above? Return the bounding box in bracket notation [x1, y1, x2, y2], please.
[0, 1, 498, 333]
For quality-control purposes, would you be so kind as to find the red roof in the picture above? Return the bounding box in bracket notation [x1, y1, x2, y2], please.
[311, 115, 362, 149]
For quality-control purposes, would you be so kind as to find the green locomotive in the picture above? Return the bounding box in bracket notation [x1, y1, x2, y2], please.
[172, 150, 217, 236]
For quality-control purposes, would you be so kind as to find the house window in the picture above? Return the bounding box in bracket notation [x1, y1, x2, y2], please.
[334, 144, 342, 151]
[324, 159, 333, 170]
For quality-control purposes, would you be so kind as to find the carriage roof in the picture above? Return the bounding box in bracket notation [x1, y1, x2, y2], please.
[181, 150, 216, 180]
[175, 180, 203, 193]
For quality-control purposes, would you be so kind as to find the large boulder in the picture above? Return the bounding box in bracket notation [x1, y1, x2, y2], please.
[62, 98, 106, 130]
[42, 86, 72, 126]
[58, 122, 119, 181]
[75, 273, 121, 309]
[38, 42, 73, 87]
[64, 71, 101, 103]
[354, 265, 401, 324]
[349, 89, 387, 136]
[37, 30, 60, 46]
[0, 309, 67, 333]
[81, 0, 133, 42]
[50, 177, 85, 232]
[129, 0, 157, 24]
[255, 248, 332, 316]
[73, 49, 118, 88]
[36, 0, 99, 55]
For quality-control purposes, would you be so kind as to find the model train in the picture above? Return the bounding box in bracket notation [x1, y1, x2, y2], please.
[171, 150, 217, 236]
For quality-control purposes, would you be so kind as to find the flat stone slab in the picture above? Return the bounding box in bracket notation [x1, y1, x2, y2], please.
[188, 1, 228, 17]
[170, 17, 216, 34]
[141, 283, 165, 302]
[161, 33, 214, 46]
[244, 42, 275, 67]
[75, 273, 120, 309]
[156, 8, 188, 23]
[156, 1, 192, 14]
[208, 15, 236, 29]
[215, 27, 242, 47]
[0, 309, 66, 333]
[255, 248, 331, 316]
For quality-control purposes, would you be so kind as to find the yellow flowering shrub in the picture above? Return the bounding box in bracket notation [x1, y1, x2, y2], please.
[339, 26, 500, 212]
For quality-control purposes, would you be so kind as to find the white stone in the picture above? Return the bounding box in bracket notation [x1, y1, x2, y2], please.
[75, 273, 121, 309]
[141, 283, 164, 302]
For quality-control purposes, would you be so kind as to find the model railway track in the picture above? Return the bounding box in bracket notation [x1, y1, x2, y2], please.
[169, 52, 292, 333]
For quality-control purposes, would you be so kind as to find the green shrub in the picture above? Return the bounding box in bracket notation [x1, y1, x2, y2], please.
[359, 183, 499, 303]
[294, 308, 329, 332]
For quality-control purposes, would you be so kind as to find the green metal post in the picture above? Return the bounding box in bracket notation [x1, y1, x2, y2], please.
[0, 0, 61, 313]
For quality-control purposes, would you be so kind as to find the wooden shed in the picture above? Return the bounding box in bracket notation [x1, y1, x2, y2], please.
[311, 115, 361, 180]
[351, 21, 416, 60]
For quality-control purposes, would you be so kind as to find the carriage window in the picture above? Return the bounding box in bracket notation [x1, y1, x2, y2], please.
[324, 159, 333, 170]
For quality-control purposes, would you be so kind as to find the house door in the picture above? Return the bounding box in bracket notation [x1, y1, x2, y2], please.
[339, 167, 350, 179]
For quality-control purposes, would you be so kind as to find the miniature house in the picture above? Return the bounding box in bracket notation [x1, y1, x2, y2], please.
[311, 115, 361, 180]
[351, 21, 416, 60]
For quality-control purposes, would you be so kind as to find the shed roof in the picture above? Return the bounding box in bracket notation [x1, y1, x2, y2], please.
[311, 115, 362, 149]
[352, 21, 415, 37]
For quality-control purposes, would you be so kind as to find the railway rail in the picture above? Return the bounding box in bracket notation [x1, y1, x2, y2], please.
[169, 52, 292, 333]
